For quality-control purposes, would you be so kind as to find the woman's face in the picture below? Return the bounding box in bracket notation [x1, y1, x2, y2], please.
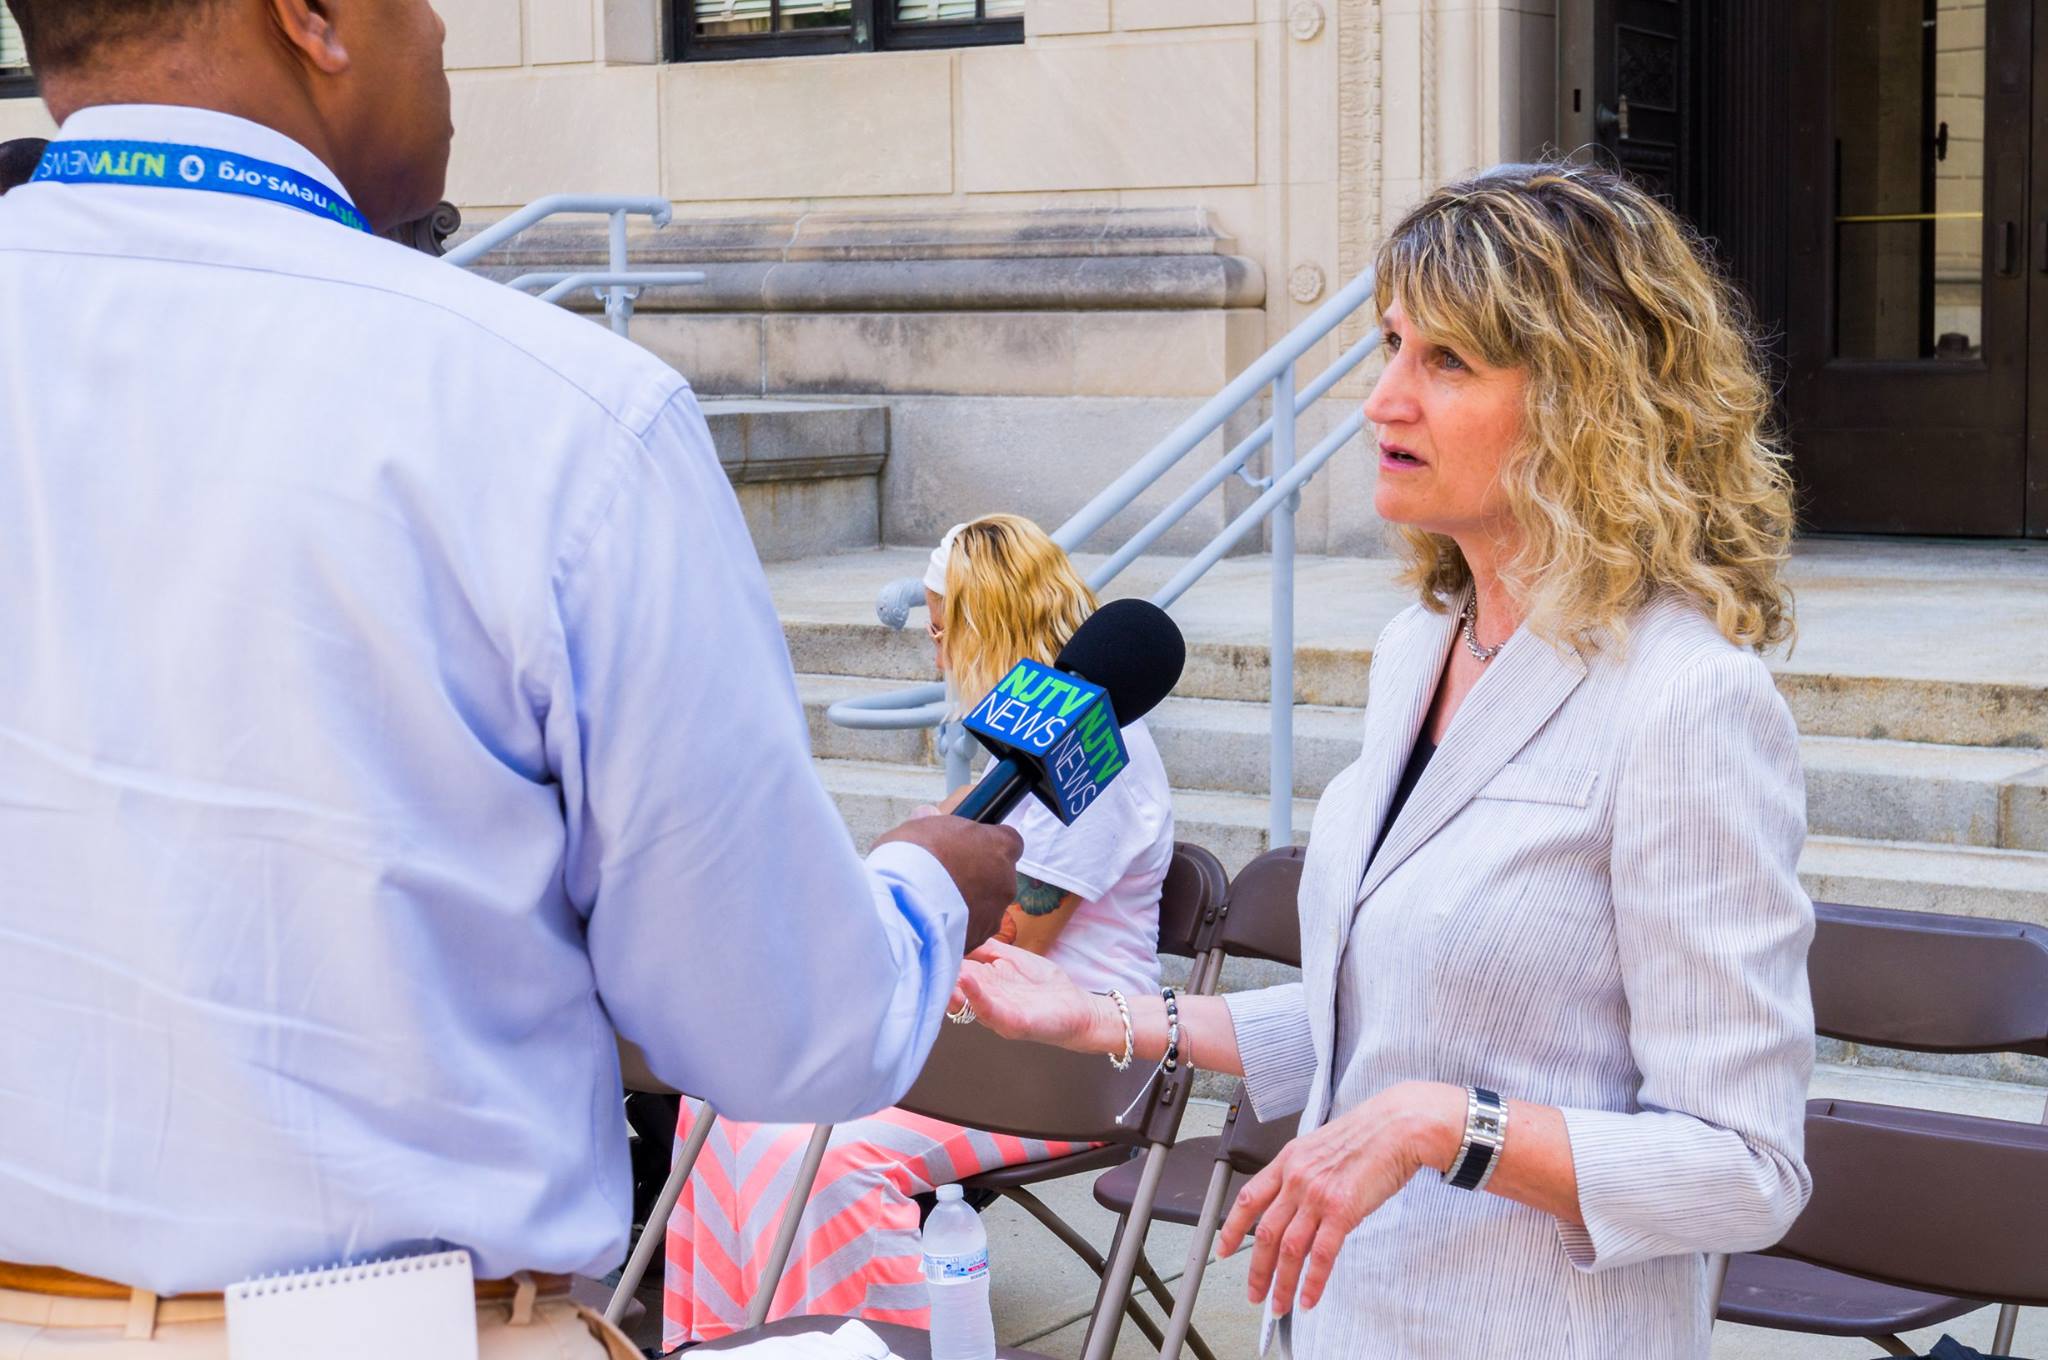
[1364, 300, 1528, 544]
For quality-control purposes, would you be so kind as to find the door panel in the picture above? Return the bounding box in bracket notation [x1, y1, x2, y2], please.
[1785, 0, 2030, 536]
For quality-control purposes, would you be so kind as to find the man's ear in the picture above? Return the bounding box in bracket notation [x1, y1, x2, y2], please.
[267, 0, 350, 75]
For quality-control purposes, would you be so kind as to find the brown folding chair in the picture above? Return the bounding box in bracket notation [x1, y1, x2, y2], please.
[1088, 845, 1306, 1360]
[700, 1014, 1202, 1360]
[600, 842, 1229, 1338]
[1716, 902, 2048, 1356]
[930, 842, 1228, 1350]
[1754, 1097, 2048, 1355]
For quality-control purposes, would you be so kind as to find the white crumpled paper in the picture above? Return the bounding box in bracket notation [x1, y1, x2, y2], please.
[707, 1320, 905, 1360]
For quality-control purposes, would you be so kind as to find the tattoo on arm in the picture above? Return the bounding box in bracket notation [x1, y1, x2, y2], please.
[1014, 874, 1070, 917]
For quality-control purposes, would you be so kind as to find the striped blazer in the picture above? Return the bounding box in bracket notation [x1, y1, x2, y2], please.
[1226, 592, 1815, 1360]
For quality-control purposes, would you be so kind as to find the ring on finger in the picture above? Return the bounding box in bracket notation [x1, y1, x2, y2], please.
[947, 999, 977, 1025]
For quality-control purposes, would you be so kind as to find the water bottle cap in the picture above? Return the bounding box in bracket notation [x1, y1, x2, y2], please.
[936, 1183, 964, 1202]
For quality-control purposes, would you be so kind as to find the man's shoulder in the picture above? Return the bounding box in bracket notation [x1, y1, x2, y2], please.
[325, 232, 690, 434]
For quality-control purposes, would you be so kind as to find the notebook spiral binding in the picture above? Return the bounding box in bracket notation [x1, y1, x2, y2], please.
[227, 1249, 469, 1298]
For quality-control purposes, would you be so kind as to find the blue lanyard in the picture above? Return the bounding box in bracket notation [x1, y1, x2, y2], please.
[32, 139, 371, 234]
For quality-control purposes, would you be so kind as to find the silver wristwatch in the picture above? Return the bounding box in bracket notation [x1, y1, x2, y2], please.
[1443, 1086, 1508, 1192]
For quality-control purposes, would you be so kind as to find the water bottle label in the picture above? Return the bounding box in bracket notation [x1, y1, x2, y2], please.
[921, 1248, 990, 1284]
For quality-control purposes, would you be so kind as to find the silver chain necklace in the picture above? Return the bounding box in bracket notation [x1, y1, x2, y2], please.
[1460, 593, 1505, 663]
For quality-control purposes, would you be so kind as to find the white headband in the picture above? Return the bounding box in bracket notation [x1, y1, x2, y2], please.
[923, 522, 968, 596]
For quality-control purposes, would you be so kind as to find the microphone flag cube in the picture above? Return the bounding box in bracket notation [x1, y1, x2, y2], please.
[960, 657, 1131, 824]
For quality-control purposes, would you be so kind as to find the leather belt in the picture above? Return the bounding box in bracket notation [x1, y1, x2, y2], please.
[0, 1260, 572, 1306]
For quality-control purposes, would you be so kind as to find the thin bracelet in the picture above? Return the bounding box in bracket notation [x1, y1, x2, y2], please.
[1103, 990, 1134, 1071]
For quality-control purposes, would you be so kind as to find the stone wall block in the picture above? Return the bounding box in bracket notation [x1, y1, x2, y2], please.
[529, 0, 598, 64]
[661, 54, 953, 201]
[959, 39, 1258, 193]
[765, 313, 1077, 396]
[629, 314, 765, 396]
[446, 68, 661, 206]
[1028, 0, 1112, 35]
[1115, 0, 1257, 29]
[441, 0, 523, 69]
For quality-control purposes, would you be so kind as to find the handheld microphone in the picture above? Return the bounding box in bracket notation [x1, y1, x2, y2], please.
[951, 598, 1187, 826]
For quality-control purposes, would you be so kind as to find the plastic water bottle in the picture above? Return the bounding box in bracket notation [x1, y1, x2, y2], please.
[922, 1183, 995, 1360]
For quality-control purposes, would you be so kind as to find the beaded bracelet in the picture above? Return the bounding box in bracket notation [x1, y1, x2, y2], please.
[1103, 989, 1134, 1071]
[1160, 986, 1182, 1073]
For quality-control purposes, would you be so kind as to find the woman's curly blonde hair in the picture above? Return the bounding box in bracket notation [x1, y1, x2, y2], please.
[941, 514, 1099, 712]
[1375, 161, 1796, 653]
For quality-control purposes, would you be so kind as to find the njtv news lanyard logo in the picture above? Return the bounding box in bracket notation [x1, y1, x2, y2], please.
[31, 139, 371, 234]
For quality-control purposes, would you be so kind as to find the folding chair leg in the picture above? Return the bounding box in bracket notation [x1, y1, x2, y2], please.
[1863, 1335, 1914, 1357]
[747, 1124, 836, 1328]
[1133, 1250, 1177, 1320]
[1157, 1162, 1236, 1360]
[1002, 1186, 1112, 1278]
[605, 1101, 720, 1326]
[1991, 1303, 2019, 1355]
[1080, 1213, 1168, 1354]
[1082, 1144, 1171, 1360]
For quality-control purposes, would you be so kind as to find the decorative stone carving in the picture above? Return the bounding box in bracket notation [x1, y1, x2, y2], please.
[1336, 0, 1384, 359]
[379, 201, 463, 256]
[1288, 1, 1325, 41]
[1289, 263, 1327, 304]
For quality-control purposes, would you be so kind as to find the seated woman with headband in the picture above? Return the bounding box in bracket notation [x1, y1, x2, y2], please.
[661, 513, 1176, 1347]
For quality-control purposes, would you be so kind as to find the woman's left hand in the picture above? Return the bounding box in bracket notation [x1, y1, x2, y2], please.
[1218, 1080, 1464, 1315]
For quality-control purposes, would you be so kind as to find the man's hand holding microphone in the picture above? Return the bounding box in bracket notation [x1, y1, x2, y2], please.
[875, 816, 1022, 952]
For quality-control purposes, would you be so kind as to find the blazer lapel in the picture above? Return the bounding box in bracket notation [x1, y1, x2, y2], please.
[1302, 606, 1457, 1055]
[1352, 620, 1588, 905]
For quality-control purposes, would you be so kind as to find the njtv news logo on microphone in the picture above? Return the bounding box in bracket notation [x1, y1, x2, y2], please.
[961, 658, 1129, 824]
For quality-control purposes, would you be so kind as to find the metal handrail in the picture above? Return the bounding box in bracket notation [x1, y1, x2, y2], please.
[830, 266, 1382, 846]
[445, 194, 695, 337]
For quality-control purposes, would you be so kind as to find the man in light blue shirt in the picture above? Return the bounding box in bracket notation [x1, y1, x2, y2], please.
[0, 0, 1022, 1329]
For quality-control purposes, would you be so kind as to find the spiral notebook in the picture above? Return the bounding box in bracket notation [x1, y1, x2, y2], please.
[224, 1249, 478, 1360]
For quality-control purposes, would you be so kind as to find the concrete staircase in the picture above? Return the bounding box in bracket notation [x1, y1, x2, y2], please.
[770, 541, 2048, 931]
[702, 398, 888, 561]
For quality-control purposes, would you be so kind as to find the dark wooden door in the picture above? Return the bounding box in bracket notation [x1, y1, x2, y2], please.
[1590, 0, 1700, 217]
[1784, 0, 2033, 536]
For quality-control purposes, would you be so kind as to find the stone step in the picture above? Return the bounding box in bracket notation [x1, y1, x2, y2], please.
[702, 398, 887, 561]
[767, 544, 2048, 749]
[1799, 835, 2048, 926]
[799, 675, 2048, 850]
[814, 756, 1317, 875]
[814, 756, 2048, 929]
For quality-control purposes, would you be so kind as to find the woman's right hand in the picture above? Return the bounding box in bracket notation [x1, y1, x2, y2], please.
[956, 939, 1113, 1054]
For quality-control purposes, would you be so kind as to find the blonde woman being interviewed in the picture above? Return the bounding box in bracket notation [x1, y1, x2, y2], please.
[959, 162, 1814, 1360]
[663, 514, 1175, 1347]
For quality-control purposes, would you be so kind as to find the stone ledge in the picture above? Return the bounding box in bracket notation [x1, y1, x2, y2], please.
[456, 206, 1266, 313]
[700, 398, 888, 485]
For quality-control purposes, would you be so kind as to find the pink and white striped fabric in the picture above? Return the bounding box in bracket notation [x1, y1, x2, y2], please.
[662, 1105, 1085, 1349]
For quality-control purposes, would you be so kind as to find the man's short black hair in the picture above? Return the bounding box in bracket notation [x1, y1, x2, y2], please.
[4, 0, 216, 73]
[0, 136, 47, 194]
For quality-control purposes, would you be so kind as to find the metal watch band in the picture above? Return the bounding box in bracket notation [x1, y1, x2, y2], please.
[1445, 1086, 1507, 1192]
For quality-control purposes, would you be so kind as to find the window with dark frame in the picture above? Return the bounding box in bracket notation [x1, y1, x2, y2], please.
[0, 8, 32, 97]
[677, 0, 1022, 61]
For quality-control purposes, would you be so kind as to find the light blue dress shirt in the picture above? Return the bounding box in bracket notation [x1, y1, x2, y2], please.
[0, 105, 967, 1295]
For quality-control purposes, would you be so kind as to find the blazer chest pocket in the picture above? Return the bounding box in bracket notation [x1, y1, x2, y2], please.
[1475, 762, 1600, 807]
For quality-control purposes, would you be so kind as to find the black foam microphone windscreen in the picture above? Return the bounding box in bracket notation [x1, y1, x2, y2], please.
[1052, 598, 1186, 726]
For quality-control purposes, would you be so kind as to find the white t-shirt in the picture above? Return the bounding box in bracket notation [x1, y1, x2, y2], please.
[1001, 719, 1174, 996]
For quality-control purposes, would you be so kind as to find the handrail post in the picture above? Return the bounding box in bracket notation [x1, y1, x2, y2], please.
[1268, 362, 1298, 852]
[942, 721, 973, 795]
[606, 209, 632, 337]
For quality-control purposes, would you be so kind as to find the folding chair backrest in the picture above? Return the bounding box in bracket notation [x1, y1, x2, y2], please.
[1157, 842, 1229, 962]
[1811, 903, 2048, 1056]
[899, 1019, 1196, 1147]
[1219, 1089, 1296, 1175]
[1214, 846, 1304, 968]
[1773, 1098, 2048, 1306]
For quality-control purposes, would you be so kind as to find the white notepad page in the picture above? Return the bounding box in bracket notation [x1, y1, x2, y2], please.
[225, 1249, 478, 1360]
